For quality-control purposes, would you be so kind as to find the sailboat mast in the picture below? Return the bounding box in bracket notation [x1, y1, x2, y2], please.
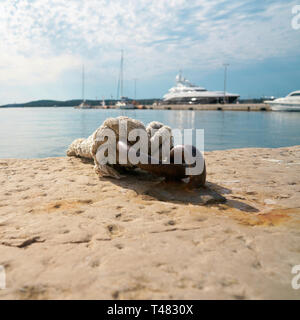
[82, 64, 85, 102]
[120, 50, 124, 98]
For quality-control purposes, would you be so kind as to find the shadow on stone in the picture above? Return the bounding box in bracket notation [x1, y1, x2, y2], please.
[225, 199, 259, 213]
[105, 168, 227, 206]
[144, 181, 227, 205]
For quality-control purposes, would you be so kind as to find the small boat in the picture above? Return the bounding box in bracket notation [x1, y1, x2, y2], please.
[101, 97, 108, 109]
[76, 64, 92, 109]
[77, 101, 92, 109]
[265, 91, 300, 111]
[116, 97, 135, 109]
[115, 50, 135, 109]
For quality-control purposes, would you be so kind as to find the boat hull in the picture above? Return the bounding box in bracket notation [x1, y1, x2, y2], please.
[269, 103, 300, 111]
[163, 95, 239, 105]
[119, 106, 135, 109]
[119, 104, 135, 109]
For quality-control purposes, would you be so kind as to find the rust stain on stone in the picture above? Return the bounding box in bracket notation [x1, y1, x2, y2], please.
[32, 199, 94, 214]
[231, 208, 300, 227]
[235, 212, 289, 227]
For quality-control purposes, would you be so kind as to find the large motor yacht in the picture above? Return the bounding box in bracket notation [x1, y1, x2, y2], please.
[264, 91, 300, 111]
[163, 73, 239, 104]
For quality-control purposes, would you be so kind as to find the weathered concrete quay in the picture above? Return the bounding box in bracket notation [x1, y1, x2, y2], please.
[149, 103, 270, 111]
[75, 103, 271, 111]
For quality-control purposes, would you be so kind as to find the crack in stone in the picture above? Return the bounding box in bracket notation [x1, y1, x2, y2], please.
[150, 226, 203, 234]
[1, 236, 45, 248]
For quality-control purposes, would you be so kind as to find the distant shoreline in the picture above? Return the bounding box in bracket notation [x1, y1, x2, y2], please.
[0, 103, 270, 111]
[0, 98, 269, 109]
[0, 99, 158, 108]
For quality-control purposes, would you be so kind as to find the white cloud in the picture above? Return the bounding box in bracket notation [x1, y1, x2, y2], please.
[0, 0, 299, 102]
[0, 52, 80, 84]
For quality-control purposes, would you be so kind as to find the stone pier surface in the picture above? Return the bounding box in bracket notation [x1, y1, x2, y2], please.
[151, 103, 270, 111]
[0, 146, 299, 299]
[76, 103, 270, 111]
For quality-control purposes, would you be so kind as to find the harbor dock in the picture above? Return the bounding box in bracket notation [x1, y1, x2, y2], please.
[77, 103, 271, 111]
[147, 103, 270, 111]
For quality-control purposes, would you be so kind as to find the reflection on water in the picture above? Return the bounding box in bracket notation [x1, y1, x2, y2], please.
[0, 107, 299, 158]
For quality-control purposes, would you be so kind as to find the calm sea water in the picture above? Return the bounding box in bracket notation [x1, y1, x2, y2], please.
[0, 107, 300, 158]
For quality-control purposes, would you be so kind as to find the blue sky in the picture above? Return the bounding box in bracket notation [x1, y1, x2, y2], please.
[0, 0, 299, 104]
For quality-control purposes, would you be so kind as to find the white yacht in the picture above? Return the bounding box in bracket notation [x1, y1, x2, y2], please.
[78, 100, 91, 109]
[76, 64, 92, 109]
[163, 73, 239, 104]
[265, 91, 300, 111]
[116, 96, 135, 109]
